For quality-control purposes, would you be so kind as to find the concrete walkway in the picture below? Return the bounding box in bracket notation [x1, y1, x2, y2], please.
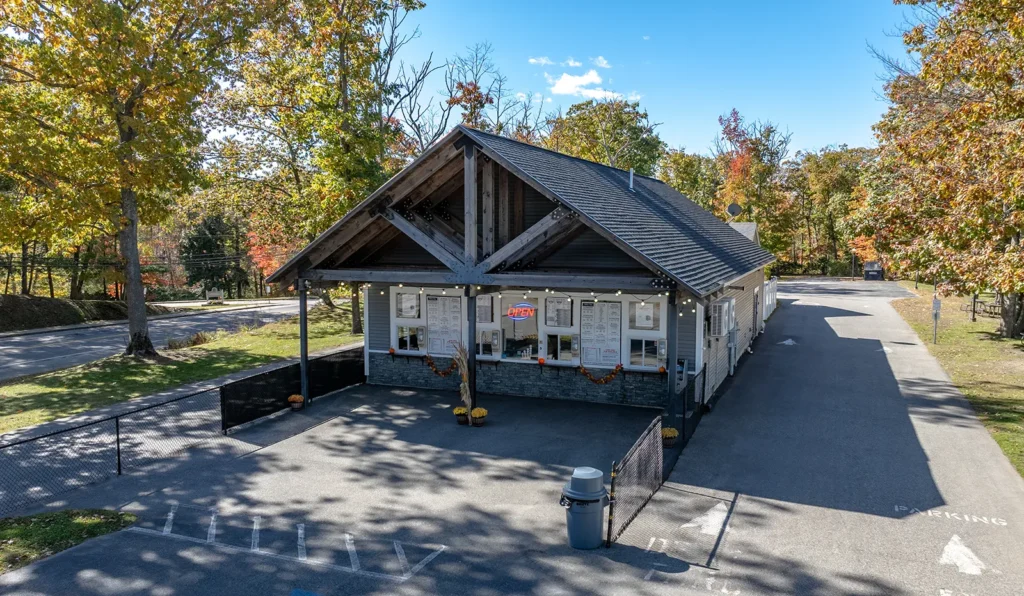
[617, 280, 1024, 595]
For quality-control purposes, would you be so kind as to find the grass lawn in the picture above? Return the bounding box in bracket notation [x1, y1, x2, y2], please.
[0, 509, 136, 574]
[893, 281, 1024, 477]
[0, 304, 361, 434]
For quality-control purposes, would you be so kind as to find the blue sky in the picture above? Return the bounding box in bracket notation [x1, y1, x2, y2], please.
[402, 1, 912, 154]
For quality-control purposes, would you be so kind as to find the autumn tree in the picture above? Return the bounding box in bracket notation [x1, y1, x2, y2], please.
[864, 0, 1024, 337]
[658, 149, 723, 213]
[1, 0, 271, 354]
[544, 99, 665, 175]
[713, 109, 794, 254]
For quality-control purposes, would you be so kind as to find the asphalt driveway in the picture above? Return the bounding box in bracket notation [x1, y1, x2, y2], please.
[617, 280, 1024, 595]
[0, 385, 660, 595]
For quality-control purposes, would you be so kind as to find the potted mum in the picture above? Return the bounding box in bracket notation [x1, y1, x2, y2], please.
[288, 394, 304, 411]
[470, 407, 488, 427]
[661, 427, 679, 448]
[453, 406, 469, 425]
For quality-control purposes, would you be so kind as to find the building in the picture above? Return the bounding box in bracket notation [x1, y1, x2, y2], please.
[268, 125, 774, 410]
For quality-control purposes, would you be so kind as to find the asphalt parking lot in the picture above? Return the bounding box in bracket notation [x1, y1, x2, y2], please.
[0, 385, 661, 595]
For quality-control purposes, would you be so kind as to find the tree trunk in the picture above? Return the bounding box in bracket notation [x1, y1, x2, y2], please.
[320, 287, 336, 309]
[350, 282, 363, 335]
[3, 254, 11, 294]
[1000, 292, 1024, 339]
[20, 242, 29, 295]
[27, 241, 39, 294]
[69, 247, 82, 300]
[47, 261, 54, 298]
[118, 187, 156, 356]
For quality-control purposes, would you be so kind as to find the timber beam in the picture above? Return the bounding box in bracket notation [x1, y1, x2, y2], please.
[476, 207, 579, 273]
[383, 208, 465, 271]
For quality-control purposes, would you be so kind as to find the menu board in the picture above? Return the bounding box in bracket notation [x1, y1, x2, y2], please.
[580, 300, 621, 366]
[634, 303, 655, 329]
[477, 295, 493, 323]
[426, 296, 461, 355]
[545, 297, 572, 327]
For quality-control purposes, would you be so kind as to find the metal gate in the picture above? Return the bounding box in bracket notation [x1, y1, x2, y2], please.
[605, 416, 663, 546]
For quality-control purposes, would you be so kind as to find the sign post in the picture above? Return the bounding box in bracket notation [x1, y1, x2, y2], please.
[932, 296, 941, 344]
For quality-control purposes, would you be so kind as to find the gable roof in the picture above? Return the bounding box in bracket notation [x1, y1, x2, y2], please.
[459, 126, 774, 295]
[267, 125, 775, 296]
[728, 222, 759, 243]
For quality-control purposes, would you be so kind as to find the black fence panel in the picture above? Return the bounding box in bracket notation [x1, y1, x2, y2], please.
[308, 348, 366, 400]
[220, 347, 365, 431]
[220, 363, 301, 431]
[606, 416, 663, 545]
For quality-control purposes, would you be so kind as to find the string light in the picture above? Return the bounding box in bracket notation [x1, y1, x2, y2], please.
[398, 283, 403, 288]
[419, 287, 424, 294]
[641, 300, 646, 306]
[616, 290, 622, 296]
[442, 289, 447, 294]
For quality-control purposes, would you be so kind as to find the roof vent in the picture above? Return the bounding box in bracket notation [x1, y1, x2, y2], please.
[629, 168, 634, 192]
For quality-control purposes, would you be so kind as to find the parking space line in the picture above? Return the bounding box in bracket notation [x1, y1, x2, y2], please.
[251, 516, 261, 552]
[207, 512, 217, 543]
[297, 524, 306, 561]
[393, 541, 410, 577]
[163, 504, 177, 535]
[345, 533, 360, 571]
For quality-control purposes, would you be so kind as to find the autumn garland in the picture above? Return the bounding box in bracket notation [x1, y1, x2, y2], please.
[578, 363, 624, 385]
[424, 355, 459, 378]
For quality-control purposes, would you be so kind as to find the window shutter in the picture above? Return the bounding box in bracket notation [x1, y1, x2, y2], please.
[710, 301, 724, 336]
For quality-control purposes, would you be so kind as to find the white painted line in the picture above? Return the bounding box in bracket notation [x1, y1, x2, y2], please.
[406, 545, 446, 577]
[644, 563, 667, 581]
[126, 527, 404, 582]
[394, 541, 410, 577]
[777, 338, 797, 346]
[345, 533, 360, 572]
[251, 516, 262, 552]
[939, 535, 986, 575]
[207, 512, 217, 543]
[681, 502, 730, 536]
[163, 504, 178, 535]
[877, 347, 893, 353]
[644, 537, 656, 553]
[297, 524, 306, 561]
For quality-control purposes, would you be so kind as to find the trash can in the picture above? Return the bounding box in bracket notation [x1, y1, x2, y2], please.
[559, 466, 609, 549]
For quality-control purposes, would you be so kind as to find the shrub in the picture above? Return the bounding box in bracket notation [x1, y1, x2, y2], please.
[166, 330, 215, 350]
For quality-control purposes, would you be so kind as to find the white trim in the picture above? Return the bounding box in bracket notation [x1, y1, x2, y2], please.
[695, 302, 704, 374]
[363, 285, 370, 377]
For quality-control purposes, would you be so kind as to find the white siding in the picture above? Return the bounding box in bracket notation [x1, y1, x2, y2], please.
[703, 268, 765, 400]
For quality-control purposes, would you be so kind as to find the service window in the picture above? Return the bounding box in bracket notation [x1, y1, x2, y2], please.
[629, 338, 667, 368]
[545, 334, 575, 362]
[501, 296, 539, 360]
[397, 326, 423, 351]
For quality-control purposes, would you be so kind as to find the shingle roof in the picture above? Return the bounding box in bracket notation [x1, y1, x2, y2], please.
[460, 126, 774, 296]
[728, 222, 759, 242]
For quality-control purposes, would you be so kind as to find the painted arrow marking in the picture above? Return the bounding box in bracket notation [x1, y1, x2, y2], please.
[778, 338, 797, 346]
[939, 535, 986, 575]
[680, 502, 730, 536]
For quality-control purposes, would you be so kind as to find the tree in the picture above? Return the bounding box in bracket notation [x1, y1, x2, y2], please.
[658, 149, 723, 213]
[714, 109, 794, 254]
[864, 0, 1024, 337]
[1, 0, 270, 354]
[544, 99, 665, 175]
[180, 215, 247, 295]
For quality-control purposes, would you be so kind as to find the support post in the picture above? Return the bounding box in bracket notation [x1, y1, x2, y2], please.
[115, 416, 122, 476]
[464, 146, 478, 264]
[466, 286, 478, 410]
[482, 159, 494, 257]
[665, 292, 680, 431]
[299, 280, 309, 405]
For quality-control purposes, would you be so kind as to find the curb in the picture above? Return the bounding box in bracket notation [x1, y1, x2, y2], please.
[0, 302, 301, 339]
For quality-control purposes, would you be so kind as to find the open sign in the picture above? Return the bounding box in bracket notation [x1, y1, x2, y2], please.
[507, 303, 536, 321]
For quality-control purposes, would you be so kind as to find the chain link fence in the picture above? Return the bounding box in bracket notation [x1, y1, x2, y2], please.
[0, 347, 364, 518]
[606, 416, 663, 545]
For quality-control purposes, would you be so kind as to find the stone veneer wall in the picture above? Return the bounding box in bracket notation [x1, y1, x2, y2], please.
[367, 352, 668, 408]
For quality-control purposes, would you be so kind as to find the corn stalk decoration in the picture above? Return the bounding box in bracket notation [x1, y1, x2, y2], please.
[452, 343, 472, 411]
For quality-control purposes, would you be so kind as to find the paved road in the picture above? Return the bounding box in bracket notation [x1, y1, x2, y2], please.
[618, 279, 1024, 595]
[0, 302, 304, 381]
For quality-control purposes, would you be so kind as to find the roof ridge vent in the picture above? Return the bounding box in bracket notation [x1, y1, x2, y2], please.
[629, 168, 634, 192]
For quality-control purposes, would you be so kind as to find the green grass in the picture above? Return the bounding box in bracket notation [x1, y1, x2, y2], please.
[0, 509, 136, 574]
[0, 304, 361, 434]
[893, 281, 1024, 477]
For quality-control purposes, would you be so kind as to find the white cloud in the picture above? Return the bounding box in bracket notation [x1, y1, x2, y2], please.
[627, 91, 643, 101]
[642, 35, 650, 41]
[546, 70, 621, 100]
[591, 55, 612, 68]
[528, 56, 553, 66]
[516, 92, 528, 100]
[562, 57, 582, 67]
[545, 97, 552, 103]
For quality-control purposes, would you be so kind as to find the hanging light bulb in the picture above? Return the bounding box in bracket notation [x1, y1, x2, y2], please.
[476, 286, 481, 290]
[380, 290, 384, 295]
[442, 289, 446, 294]
[616, 290, 622, 296]
[590, 291, 595, 296]
[641, 300, 646, 306]
[398, 283, 403, 288]
[419, 287, 424, 294]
